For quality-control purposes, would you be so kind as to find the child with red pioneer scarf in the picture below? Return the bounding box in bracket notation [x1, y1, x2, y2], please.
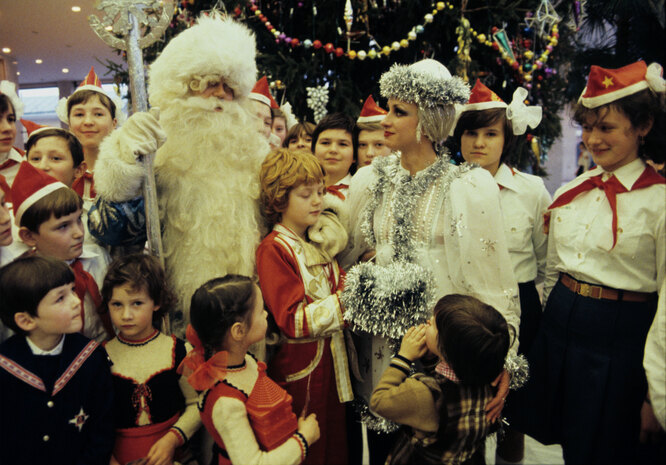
[512, 61, 666, 465]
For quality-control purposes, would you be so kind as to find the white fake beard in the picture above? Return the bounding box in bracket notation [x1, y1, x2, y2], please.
[154, 95, 270, 325]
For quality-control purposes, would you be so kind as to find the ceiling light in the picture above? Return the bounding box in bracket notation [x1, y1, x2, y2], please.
[16, 72, 20, 76]
[62, 68, 70, 73]
[1, 47, 10, 54]
[35, 59, 43, 64]
[72, 6, 81, 12]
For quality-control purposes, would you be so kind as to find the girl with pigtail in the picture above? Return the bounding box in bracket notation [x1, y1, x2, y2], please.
[179, 275, 319, 465]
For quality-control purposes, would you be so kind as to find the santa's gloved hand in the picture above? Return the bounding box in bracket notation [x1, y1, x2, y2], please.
[116, 109, 166, 163]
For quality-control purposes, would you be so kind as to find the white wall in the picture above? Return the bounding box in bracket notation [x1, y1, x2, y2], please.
[542, 105, 581, 196]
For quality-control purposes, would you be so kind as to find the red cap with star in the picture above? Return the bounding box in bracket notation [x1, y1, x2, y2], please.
[249, 76, 279, 109]
[463, 79, 507, 111]
[11, 162, 68, 226]
[578, 61, 663, 108]
[357, 95, 388, 123]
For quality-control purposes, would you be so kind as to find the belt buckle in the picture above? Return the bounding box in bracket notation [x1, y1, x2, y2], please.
[579, 283, 592, 297]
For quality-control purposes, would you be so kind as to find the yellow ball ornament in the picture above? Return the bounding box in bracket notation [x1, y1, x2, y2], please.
[436, 2, 445, 10]
[400, 39, 409, 48]
[368, 49, 377, 59]
[382, 46, 391, 56]
[524, 50, 534, 59]
[391, 41, 401, 51]
[348, 50, 357, 59]
[477, 34, 486, 42]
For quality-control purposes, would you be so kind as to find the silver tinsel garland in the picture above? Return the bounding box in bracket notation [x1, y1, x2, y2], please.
[505, 353, 530, 390]
[353, 399, 400, 433]
[341, 261, 436, 339]
[379, 63, 470, 108]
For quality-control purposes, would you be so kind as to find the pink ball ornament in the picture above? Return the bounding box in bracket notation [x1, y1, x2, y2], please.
[546, 45, 553, 52]
[535, 60, 543, 69]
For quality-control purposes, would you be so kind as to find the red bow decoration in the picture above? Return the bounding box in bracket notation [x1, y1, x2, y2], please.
[178, 324, 228, 391]
[326, 184, 349, 200]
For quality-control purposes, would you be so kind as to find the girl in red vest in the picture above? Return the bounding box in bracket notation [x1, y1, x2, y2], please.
[181, 275, 320, 465]
[513, 61, 666, 464]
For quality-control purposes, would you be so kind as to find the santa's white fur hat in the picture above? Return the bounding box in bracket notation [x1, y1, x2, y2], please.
[148, 14, 257, 107]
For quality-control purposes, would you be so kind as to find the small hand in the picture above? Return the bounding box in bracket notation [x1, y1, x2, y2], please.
[398, 325, 427, 362]
[144, 430, 179, 465]
[298, 413, 320, 446]
[486, 369, 510, 423]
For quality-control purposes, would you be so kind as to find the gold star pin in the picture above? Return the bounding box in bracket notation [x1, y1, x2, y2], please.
[602, 76, 614, 88]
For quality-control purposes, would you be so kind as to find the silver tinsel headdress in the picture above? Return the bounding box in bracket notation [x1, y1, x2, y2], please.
[380, 59, 470, 144]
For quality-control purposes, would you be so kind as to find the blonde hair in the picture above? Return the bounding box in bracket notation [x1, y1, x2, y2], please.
[259, 148, 325, 227]
[356, 121, 383, 132]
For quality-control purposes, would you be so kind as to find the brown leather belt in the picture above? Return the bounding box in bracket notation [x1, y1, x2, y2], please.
[559, 274, 655, 302]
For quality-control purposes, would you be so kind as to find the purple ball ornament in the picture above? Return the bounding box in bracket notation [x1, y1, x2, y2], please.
[279, 33, 286, 42]
[526, 83, 532, 89]
[285, 37, 292, 45]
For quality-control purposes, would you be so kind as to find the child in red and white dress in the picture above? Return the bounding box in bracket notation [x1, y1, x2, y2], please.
[182, 275, 320, 465]
[256, 149, 353, 465]
[101, 253, 200, 465]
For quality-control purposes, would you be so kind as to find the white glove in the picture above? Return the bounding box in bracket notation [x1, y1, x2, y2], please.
[117, 109, 166, 163]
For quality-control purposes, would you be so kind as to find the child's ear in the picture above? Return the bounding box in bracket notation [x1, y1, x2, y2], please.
[152, 304, 161, 313]
[18, 227, 38, 247]
[74, 161, 88, 178]
[14, 312, 37, 332]
[229, 321, 245, 342]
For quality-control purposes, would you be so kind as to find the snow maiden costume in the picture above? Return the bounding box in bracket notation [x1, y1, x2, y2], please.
[341, 60, 526, 435]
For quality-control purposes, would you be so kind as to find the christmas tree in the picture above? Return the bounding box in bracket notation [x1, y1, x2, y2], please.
[100, 1, 662, 174]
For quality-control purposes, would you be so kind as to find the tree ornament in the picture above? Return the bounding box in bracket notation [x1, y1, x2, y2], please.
[306, 85, 329, 123]
[313, 39, 322, 49]
[424, 13, 434, 23]
[358, 50, 367, 60]
[455, 16, 473, 81]
[408, 30, 417, 41]
[324, 42, 334, 53]
[335, 47, 345, 57]
[303, 39, 312, 48]
[348, 50, 357, 59]
[400, 39, 409, 48]
[344, 0, 353, 51]
[391, 41, 401, 51]
[368, 49, 378, 59]
[382, 45, 391, 55]
[525, 0, 561, 39]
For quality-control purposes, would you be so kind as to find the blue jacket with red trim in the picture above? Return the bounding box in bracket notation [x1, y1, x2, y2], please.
[0, 333, 114, 465]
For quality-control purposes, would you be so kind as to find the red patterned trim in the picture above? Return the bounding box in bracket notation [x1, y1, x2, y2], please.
[0, 354, 46, 392]
[53, 340, 99, 396]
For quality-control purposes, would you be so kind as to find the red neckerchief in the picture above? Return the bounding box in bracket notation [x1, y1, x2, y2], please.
[0, 174, 10, 202]
[72, 172, 96, 199]
[0, 158, 18, 171]
[70, 259, 114, 339]
[548, 167, 665, 248]
[326, 184, 349, 200]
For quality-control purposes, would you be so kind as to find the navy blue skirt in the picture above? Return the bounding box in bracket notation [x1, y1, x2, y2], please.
[510, 279, 657, 464]
[517, 280, 542, 356]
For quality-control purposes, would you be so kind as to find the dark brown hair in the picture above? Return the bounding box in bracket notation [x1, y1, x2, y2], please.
[26, 128, 85, 168]
[0, 94, 14, 117]
[573, 89, 666, 164]
[67, 89, 116, 120]
[453, 107, 516, 166]
[434, 294, 512, 386]
[0, 256, 75, 335]
[99, 253, 176, 326]
[311, 113, 358, 174]
[283, 122, 315, 148]
[20, 187, 83, 232]
[190, 275, 257, 359]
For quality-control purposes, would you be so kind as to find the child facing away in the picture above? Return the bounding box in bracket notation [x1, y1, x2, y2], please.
[182, 275, 320, 465]
[371, 294, 511, 465]
[11, 162, 114, 341]
[256, 149, 352, 465]
[0, 255, 114, 465]
[100, 253, 201, 465]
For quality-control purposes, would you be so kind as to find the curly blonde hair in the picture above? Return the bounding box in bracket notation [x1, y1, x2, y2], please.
[259, 148, 325, 227]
